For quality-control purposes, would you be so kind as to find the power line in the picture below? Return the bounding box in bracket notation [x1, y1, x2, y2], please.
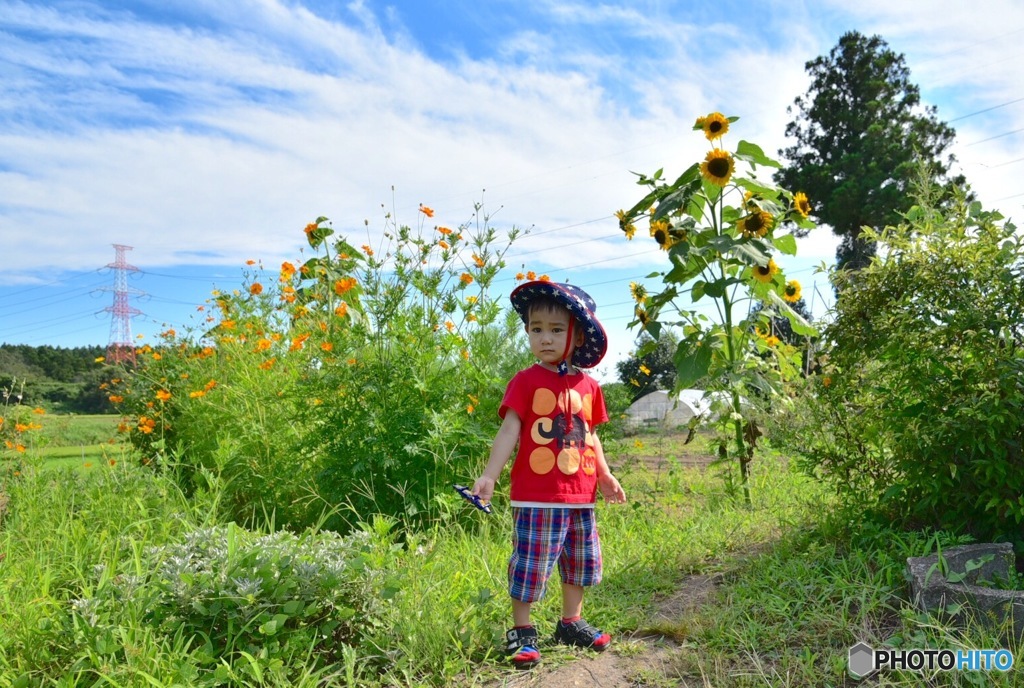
[949, 96, 1024, 123]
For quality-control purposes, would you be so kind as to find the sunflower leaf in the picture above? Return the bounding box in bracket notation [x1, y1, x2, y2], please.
[735, 140, 782, 169]
[674, 341, 713, 389]
[772, 234, 798, 256]
[730, 240, 772, 266]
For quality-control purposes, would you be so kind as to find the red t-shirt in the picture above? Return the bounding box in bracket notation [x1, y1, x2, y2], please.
[499, 364, 609, 504]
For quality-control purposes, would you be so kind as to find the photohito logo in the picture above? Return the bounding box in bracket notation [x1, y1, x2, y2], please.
[849, 642, 1014, 679]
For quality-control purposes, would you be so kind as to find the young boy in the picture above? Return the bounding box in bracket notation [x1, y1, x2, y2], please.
[472, 280, 626, 670]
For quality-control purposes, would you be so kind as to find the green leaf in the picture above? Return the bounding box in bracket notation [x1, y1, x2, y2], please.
[772, 234, 798, 256]
[730, 240, 772, 267]
[735, 140, 781, 169]
[674, 342, 713, 389]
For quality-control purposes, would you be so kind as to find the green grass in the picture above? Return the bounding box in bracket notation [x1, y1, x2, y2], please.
[1, 435, 1021, 687]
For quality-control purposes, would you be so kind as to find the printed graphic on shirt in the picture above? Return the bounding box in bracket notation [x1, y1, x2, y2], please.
[527, 387, 598, 477]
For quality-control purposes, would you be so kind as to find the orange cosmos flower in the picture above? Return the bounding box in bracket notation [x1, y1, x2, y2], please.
[108, 395, 124, 403]
[156, 389, 171, 402]
[320, 342, 334, 352]
[259, 358, 276, 371]
[526, 271, 536, 280]
[249, 282, 264, 295]
[515, 272, 525, 281]
[362, 245, 374, 256]
[439, 240, 449, 250]
[460, 273, 473, 285]
[290, 333, 311, 351]
[246, 259, 256, 265]
[472, 254, 486, 268]
[437, 226, 453, 235]
[190, 390, 206, 398]
[334, 277, 357, 295]
[335, 303, 349, 317]
[32, 407, 45, 415]
[419, 204, 435, 218]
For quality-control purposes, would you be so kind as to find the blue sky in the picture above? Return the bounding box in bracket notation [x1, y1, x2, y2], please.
[2, 0, 1023, 380]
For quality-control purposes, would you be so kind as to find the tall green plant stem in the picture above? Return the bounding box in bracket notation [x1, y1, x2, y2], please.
[714, 208, 751, 506]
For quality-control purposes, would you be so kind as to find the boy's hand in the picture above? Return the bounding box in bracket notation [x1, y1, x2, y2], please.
[598, 474, 626, 504]
[471, 476, 496, 503]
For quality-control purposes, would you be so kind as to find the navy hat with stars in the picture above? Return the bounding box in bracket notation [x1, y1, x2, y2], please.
[509, 281, 608, 370]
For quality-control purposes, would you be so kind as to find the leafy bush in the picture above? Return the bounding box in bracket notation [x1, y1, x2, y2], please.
[110, 204, 532, 532]
[794, 191, 1024, 544]
[71, 522, 391, 677]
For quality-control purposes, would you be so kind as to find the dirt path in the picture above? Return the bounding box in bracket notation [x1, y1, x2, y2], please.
[488, 573, 722, 688]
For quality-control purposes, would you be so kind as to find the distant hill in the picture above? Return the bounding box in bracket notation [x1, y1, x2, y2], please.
[0, 344, 114, 414]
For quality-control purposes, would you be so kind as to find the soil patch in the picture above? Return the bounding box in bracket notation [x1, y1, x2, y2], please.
[488, 573, 723, 688]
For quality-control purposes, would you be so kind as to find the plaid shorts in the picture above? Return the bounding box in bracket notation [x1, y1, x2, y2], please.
[508, 506, 603, 603]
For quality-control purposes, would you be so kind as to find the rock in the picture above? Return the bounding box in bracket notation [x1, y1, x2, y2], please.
[907, 542, 1024, 641]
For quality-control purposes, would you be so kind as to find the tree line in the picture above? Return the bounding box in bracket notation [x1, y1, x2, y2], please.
[0, 343, 114, 414]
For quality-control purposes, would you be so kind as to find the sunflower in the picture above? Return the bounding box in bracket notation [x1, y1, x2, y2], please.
[635, 306, 650, 329]
[752, 258, 779, 284]
[700, 149, 734, 187]
[650, 219, 675, 251]
[701, 112, 730, 141]
[615, 209, 637, 239]
[738, 210, 773, 238]
[629, 281, 648, 304]
[783, 280, 802, 303]
[793, 192, 812, 219]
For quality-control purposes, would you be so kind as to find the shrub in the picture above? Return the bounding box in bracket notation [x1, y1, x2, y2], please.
[70, 522, 391, 677]
[795, 190, 1024, 545]
[110, 204, 531, 532]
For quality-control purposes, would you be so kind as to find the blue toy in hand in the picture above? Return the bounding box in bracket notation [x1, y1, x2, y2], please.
[453, 484, 492, 514]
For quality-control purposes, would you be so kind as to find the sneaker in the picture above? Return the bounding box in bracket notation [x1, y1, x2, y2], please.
[553, 618, 611, 652]
[505, 626, 540, 669]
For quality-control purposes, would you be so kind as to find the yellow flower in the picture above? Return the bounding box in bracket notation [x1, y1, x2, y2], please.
[615, 209, 637, 240]
[650, 220, 675, 251]
[190, 390, 206, 398]
[738, 211, 773, 238]
[445, 321, 454, 332]
[793, 192, 812, 219]
[466, 296, 478, 305]
[639, 364, 651, 376]
[764, 335, 781, 347]
[630, 281, 647, 303]
[700, 112, 730, 141]
[783, 280, 802, 303]
[752, 259, 780, 284]
[700, 149, 734, 187]
[94, 356, 105, 363]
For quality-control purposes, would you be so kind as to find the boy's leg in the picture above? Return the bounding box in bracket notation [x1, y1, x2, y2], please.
[512, 599, 533, 628]
[561, 583, 584, 619]
[553, 508, 611, 651]
[506, 507, 569, 668]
